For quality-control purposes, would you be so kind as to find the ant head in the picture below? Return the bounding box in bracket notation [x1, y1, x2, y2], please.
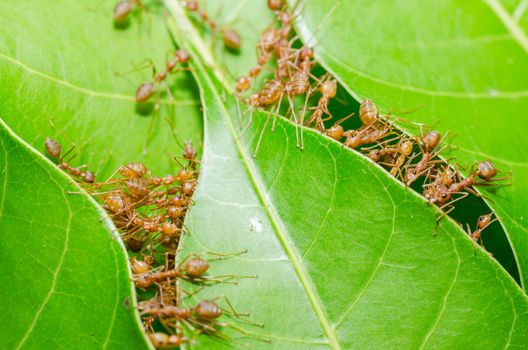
[83, 171, 95, 183]
[175, 49, 191, 64]
[478, 213, 494, 229]
[183, 142, 197, 160]
[439, 192, 451, 203]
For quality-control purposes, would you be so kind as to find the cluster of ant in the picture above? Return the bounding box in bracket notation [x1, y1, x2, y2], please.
[233, 0, 507, 243]
[44, 137, 264, 347]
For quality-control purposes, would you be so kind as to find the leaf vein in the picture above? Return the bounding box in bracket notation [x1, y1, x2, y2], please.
[333, 165, 397, 328]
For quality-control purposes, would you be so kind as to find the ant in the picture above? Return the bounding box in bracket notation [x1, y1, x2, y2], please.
[44, 138, 95, 183]
[343, 119, 396, 150]
[113, 0, 144, 26]
[404, 130, 448, 186]
[183, 1, 242, 52]
[140, 297, 268, 343]
[305, 78, 337, 131]
[466, 213, 497, 248]
[322, 113, 354, 141]
[425, 161, 507, 235]
[148, 331, 186, 348]
[363, 136, 415, 179]
[129, 49, 191, 104]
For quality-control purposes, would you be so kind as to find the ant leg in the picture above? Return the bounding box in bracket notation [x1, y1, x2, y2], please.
[115, 58, 155, 76]
[271, 93, 284, 132]
[143, 85, 164, 156]
[212, 295, 250, 318]
[236, 97, 243, 129]
[286, 95, 301, 148]
[253, 112, 271, 158]
[222, 322, 272, 343]
[202, 249, 248, 261]
[238, 106, 254, 141]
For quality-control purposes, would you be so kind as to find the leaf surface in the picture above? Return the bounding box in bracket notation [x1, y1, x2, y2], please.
[0, 119, 151, 349]
[294, 0, 528, 289]
[166, 2, 528, 349]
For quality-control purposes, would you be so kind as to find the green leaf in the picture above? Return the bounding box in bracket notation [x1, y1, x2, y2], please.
[0, 0, 202, 178]
[166, 2, 528, 348]
[0, 119, 150, 349]
[294, 0, 528, 289]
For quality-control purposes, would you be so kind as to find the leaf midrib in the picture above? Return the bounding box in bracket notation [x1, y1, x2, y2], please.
[164, 1, 341, 348]
[484, 0, 528, 54]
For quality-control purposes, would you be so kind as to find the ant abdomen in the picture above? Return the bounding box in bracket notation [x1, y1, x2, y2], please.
[185, 257, 210, 277]
[222, 28, 242, 51]
[324, 124, 344, 141]
[45, 138, 62, 158]
[194, 300, 223, 320]
[259, 80, 283, 106]
[236, 76, 251, 93]
[131, 258, 150, 274]
[359, 99, 378, 126]
[125, 178, 149, 199]
[119, 162, 148, 178]
[268, 0, 284, 11]
[476, 160, 498, 180]
[113, 1, 133, 23]
[160, 222, 179, 237]
[135, 82, 155, 103]
[167, 206, 185, 220]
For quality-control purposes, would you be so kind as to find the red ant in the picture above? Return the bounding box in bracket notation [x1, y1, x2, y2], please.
[130, 50, 191, 104]
[404, 130, 448, 186]
[466, 213, 497, 248]
[183, 1, 242, 51]
[113, 0, 144, 25]
[148, 331, 186, 348]
[44, 138, 95, 183]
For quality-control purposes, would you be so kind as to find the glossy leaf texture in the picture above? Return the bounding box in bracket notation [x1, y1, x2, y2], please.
[294, 0, 528, 289]
[166, 2, 528, 349]
[0, 119, 151, 349]
[0, 0, 202, 178]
